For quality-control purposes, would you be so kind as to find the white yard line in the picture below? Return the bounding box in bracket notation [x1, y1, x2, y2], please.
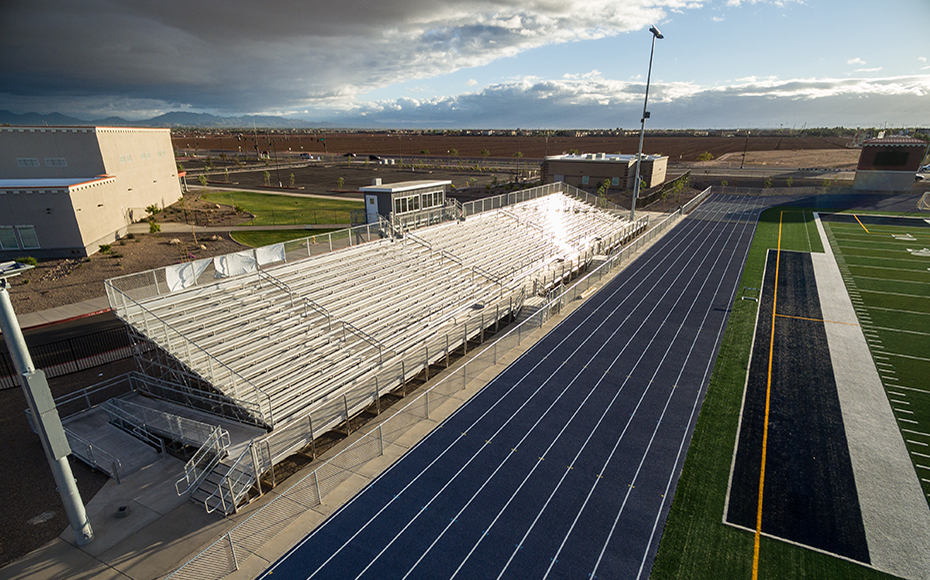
[814, 215, 930, 580]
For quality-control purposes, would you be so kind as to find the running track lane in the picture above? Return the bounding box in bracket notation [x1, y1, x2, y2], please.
[260, 194, 767, 580]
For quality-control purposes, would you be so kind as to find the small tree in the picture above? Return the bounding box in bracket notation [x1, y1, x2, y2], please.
[568, 148, 580, 155]
[289, 173, 296, 188]
[223, 168, 230, 183]
[597, 181, 610, 208]
[420, 149, 430, 155]
[198, 174, 208, 188]
[513, 151, 524, 158]
[449, 148, 458, 156]
[481, 149, 490, 157]
[337, 176, 345, 189]
[149, 221, 161, 234]
[763, 177, 773, 189]
[786, 176, 794, 188]
[263, 171, 271, 186]
[697, 152, 714, 162]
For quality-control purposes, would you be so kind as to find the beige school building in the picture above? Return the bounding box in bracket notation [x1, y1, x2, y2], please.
[0, 126, 182, 259]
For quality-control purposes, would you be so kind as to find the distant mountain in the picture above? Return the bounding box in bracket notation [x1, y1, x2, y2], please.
[0, 109, 339, 129]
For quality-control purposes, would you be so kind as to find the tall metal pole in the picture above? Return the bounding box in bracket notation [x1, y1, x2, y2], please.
[630, 26, 664, 222]
[0, 264, 93, 546]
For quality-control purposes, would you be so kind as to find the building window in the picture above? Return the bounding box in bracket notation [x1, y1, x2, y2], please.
[582, 175, 589, 185]
[0, 227, 17, 250]
[16, 226, 40, 249]
[17, 158, 40, 167]
[44, 157, 67, 167]
[611, 177, 620, 186]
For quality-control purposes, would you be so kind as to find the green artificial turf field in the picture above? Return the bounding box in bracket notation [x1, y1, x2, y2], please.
[201, 191, 363, 226]
[651, 208, 898, 580]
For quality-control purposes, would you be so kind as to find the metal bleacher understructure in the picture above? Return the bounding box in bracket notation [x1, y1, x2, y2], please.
[98, 182, 646, 514]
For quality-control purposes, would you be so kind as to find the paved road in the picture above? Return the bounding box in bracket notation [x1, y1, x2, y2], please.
[259, 194, 766, 580]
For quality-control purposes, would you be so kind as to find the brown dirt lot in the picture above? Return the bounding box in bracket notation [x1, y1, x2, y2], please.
[174, 133, 852, 163]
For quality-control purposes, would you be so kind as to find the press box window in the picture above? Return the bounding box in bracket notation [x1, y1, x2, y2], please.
[45, 158, 67, 167]
[17, 158, 40, 167]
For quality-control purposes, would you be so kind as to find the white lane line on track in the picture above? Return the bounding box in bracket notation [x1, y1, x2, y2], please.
[470, 197, 760, 580]
[283, 194, 725, 580]
[635, 197, 767, 579]
[579, 196, 763, 580]
[370, 199, 738, 580]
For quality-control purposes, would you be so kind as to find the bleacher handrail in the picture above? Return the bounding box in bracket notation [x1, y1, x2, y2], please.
[106, 285, 275, 428]
[176, 426, 231, 496]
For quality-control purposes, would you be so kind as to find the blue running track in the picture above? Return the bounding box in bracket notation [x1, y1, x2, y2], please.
[259, 194, 768, 580]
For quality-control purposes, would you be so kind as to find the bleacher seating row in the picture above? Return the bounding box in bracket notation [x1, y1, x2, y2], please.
[110, 193, 635, 429]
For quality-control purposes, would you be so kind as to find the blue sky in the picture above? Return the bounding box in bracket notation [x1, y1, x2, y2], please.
[1, 0, 928, 128]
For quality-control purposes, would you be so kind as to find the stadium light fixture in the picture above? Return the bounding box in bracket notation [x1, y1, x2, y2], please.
[630, 25, 664, 222]
[0, 261, 94, 546]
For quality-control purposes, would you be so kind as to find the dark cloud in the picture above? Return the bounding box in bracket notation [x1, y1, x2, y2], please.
[0, 0, 672, 116]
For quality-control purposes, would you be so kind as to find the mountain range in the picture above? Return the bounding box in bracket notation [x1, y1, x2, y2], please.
[0, 110, 339, 129]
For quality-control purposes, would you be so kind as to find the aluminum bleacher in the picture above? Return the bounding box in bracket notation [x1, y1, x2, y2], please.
[104, 183, 647, 513]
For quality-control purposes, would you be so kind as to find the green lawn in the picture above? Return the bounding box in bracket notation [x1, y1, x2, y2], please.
[229, 228, 343, 248]
[651, 208, 895, 580]
[202, 191, 363, 226]
[824, 219, 930, 498]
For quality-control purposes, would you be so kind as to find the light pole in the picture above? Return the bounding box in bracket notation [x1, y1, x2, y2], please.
[0, 262, 93, 545]
[630, 25, 663, 222]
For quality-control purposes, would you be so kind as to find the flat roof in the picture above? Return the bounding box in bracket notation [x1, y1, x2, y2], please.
[0, 176, 115, 189]
[360, 180, 451, 193]
[545, 153, 666, 162]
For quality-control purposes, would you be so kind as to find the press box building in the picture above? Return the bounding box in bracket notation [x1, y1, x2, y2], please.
[541, 153, 668, 191]
[0, 126, 182, 259]
[853, 136, 929, 192]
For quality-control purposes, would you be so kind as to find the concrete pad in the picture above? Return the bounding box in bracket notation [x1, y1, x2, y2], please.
[0, 539, 124, 580]
[96, 502, 226, 580]
[813, 215, 930, 580]
[310, 473, 373, 517]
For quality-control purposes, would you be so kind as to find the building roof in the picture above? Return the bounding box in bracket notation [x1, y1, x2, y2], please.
[359, 179, 451, 193]
[545, 152, 666, 162]
[863, 136, 928, 146]
[0, 176, 115, 190]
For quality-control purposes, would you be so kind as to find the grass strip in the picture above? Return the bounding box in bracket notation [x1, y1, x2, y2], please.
[202, 191, 363, 226]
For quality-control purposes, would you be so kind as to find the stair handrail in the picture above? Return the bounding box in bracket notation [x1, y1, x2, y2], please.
[105, 284, 275, 428]
[176, 426, 230, 496]
[106, 397, 218, 448]
[102, 401, 166, 451]
[203, 444, 256, 514]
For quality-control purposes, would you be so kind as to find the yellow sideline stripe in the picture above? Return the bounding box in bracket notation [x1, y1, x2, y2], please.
[753, 211, 782, 579]
[774, 313, 859, 326]
[853, 214, 870, 233]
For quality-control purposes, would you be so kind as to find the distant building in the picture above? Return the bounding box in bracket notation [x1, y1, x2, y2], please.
[0, 126, 182, 259]
[541, 153, 668, 192]
[360, 179, 451, 224]
[853, 136, 928, 192]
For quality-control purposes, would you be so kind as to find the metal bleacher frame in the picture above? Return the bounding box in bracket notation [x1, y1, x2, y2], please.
[103, 181, 648, 514]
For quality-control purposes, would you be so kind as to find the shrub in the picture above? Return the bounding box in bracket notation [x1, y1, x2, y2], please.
[697, 151, 714, 162]
[98, 244, 112, 254]
[14, 256, 37, 266]
[149, 222, 161, 234]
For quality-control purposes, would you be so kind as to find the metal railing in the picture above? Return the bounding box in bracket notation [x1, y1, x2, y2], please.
[104, 397, 219, 449]
[165, 188, 712, 580]
[65, 430, 124, 484]
[106, 285, 275, 428]
[0, 325, 133, 391]
[176, 426, 231, 496]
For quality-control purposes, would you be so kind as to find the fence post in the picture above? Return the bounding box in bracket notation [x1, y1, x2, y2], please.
[374, 377, 381, 414]
[445, 334, 450, 368]
[250, 443, 263, 498]
[424, 346, 429, 380]
[379, 424, 384, 456]
[343, 394, 351, 436]
[425, 391, 430, 418]
[309, 416, 316, 459]
[313, 470, 322, 505]
[227, 533, 239, 571]
[401, 361, 406, 397]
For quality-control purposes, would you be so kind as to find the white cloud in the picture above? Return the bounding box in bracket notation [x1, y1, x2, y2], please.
[466, 79, 478, 87]
[330, 74, 930, 128]
[854, 67, 883, 73]
[847, 58, 866, 65]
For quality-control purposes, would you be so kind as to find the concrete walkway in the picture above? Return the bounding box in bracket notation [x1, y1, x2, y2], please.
[813, 213, 930, 580]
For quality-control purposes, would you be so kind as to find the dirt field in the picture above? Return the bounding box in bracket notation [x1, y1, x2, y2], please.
[697, 148, 860, 169]
[174, 133, 852, 163]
